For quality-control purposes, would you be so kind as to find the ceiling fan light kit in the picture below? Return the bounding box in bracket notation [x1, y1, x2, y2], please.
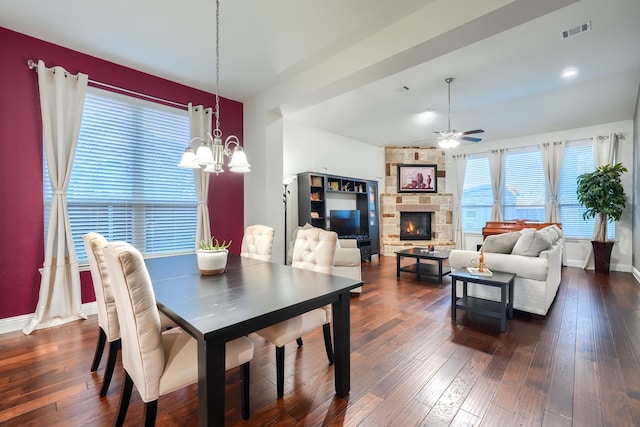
[435, 77, 484, 148]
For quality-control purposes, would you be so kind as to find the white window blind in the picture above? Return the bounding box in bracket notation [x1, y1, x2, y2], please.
[44, 87, 197, 263]
[503, 149, 545, 222]
[461, 155, 492, 233]
[558, 141, 614, 239]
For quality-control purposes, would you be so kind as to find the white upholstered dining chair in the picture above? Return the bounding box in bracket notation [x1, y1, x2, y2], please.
[240, 224, 275, 261]
[83, 232, 122, 397]
[103, 241, 254, 425]
[83, 232, 176, 397]
[254, 227, 337, 398]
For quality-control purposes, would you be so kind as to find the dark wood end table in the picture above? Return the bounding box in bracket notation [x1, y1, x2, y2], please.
[396, 248, 451, 285]
[450, 270, 515, 332]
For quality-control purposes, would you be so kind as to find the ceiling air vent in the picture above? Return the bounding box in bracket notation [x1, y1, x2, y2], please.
[560, 20, 591, 39]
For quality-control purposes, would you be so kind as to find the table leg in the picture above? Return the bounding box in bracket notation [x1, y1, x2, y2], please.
[416, 258, 421, 280]
[508, 279, 514, 320]
[500, 284, 507, 332]
[198, 336, 227, 426]
[451, 277, 457, 320]
[438, 260, 443, 285]
[332, 290, 351, 397]
[396, 254, 401, 277]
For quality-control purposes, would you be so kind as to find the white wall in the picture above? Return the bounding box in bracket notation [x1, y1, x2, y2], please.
[445, 120, 635, 272]
[283, 120, 384, 259]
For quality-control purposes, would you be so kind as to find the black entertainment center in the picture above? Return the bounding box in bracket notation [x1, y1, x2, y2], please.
[297, 172, 379, 261]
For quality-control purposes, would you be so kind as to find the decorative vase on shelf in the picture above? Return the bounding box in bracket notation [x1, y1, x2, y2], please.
[197, 249, 228, 275]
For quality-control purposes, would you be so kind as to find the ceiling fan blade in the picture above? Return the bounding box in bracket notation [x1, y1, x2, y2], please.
[461, 136, 482, 143]
[461, 129, 484, 135]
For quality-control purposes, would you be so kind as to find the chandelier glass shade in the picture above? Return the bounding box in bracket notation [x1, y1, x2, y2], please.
[178, 0, 250, 175]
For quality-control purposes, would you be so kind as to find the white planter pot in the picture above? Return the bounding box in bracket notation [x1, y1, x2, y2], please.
[196, 249, 228, 275]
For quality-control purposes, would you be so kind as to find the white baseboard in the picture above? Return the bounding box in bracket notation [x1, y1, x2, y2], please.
[0, 302, 97, 335]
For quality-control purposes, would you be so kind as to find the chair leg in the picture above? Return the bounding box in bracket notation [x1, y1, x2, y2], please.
[100, 339, 121, 397]
[240, 362, 250, 420]
[90, 328, 107, 372]
[114, 372, 134, 427]
[322, 323, 334, 365]
[144, 400, 158, 427]
[296, 337, 303, 347]
[276, 346, 285, 398]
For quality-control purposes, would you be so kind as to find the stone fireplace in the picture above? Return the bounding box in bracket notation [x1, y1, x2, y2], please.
[380, 147, 455, 256]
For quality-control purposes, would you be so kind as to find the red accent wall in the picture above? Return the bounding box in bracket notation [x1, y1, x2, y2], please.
[0, 27, 245, 320]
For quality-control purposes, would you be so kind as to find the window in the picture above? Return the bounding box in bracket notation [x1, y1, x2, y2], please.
[44, 87, 197, 263]
[503, 149, 545, 222]
[461, 155, 492, 233]
[558, 141, 614, 239]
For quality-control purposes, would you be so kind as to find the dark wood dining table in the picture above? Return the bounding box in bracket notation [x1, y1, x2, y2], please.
[144, 254, 363, 426]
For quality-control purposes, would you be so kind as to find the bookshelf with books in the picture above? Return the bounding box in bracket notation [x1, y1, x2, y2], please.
[298, 173, 326, 229]
[297, 172, 379, 258]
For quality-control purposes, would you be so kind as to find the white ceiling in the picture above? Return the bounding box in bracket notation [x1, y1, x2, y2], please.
[1, 0, 638, 147]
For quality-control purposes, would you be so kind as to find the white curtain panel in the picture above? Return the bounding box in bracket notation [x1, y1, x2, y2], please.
[541, 141, 565, 223]
[24, 60, 88, 334]
[488, 149, 506, 222]
[591, 133, 619, 240]
[453, 154, 467, 249]
[583, 133, 619, 269]
[188, 103, 213, 249]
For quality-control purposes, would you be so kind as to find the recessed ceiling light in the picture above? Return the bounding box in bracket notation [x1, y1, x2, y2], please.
[562, 67, 578, 79]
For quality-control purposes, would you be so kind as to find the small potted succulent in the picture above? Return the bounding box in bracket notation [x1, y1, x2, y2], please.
[196, 236, 232, 275]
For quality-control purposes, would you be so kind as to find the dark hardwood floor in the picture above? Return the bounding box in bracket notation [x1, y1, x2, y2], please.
[1, 257, 640, 426]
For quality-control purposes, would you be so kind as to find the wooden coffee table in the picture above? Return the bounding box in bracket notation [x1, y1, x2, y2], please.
[450, 270, 515, 332]
[396, 248, 451, 285]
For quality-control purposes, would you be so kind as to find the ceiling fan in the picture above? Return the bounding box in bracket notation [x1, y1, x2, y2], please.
[435, 77, 484, 148]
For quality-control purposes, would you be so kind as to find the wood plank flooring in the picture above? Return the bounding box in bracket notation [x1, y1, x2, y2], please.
[1, 257, 639, 426]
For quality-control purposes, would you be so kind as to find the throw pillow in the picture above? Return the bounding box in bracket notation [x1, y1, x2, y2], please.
[511, 229, 553, 257]
[481, 231, 522, 254]
[539, 224, 560, 242]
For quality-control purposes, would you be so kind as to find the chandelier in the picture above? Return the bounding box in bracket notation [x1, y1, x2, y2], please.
[178, 0, 250, 174]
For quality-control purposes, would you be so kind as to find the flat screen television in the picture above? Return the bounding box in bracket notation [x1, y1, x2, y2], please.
[329, 210, 360, 237]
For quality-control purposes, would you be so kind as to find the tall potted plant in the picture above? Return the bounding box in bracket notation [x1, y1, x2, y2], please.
[576, 162, 628, 273]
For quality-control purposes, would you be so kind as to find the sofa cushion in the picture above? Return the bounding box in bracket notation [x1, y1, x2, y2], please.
[512, 228, 553, 256]
[538, 224, 562, 243]
[481, 231, 521, 253]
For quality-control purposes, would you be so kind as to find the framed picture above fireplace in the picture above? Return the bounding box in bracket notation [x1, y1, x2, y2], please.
[397, 164, 437, 193]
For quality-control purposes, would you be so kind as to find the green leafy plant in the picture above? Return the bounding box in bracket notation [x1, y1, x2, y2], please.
[576, 162, 627, 242]
[197, 236, 232, 251]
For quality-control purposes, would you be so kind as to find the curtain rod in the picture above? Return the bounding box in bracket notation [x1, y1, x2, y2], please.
[27, 59, 189, 110]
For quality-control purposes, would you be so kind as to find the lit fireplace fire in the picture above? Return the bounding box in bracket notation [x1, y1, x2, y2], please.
[399, 212, 432, 240]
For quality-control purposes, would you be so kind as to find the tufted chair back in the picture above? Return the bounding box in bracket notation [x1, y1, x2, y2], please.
[240, 224, 275, 261]
[83, 232, 120, 341]
[291, 228, 337, 274]
[103, 241, 165, 402]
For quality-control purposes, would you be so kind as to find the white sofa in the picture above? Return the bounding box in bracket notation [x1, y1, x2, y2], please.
[448, 225, 563, 316]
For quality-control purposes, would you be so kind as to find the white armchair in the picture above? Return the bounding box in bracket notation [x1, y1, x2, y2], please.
[333, 239, 363, 294]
